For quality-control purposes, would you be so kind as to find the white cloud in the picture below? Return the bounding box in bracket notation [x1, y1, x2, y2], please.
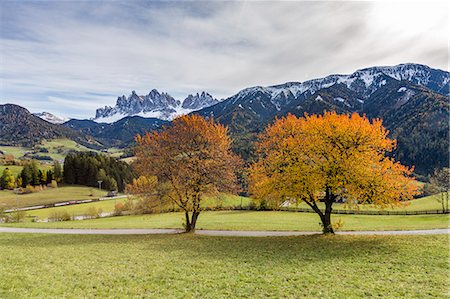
[0, 1, 448, 118]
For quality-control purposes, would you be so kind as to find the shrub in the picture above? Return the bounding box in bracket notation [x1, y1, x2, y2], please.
[4, 210, 27, 223]
[114, 202, 126, 216]
[50, 180, 58, 188]
[332, 218, 345, 231]
[85, 207, 103, 219]
[48, 210, 71, 222]
[22, 185, 35, 194]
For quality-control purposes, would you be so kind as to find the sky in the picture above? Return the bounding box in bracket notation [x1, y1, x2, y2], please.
[0, 0, 448, 119]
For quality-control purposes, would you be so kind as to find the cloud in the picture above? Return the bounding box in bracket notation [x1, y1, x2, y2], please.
[0, 1, 448, 118]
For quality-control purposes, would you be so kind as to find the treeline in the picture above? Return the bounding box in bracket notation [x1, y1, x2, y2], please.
[63, 152, 135, 192]
[0, 160, 62, 190]
[20, 160, 62, 187]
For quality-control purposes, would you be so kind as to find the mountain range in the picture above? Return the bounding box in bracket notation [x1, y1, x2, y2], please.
[94, 90, 218, 123]
[2, 63, 449, 176]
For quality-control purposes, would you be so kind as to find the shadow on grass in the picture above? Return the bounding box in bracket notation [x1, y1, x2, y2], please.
[0, 233, 403, 264]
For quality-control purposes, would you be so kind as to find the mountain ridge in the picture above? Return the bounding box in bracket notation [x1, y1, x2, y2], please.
[2, 63, 448, 175]
[94, 89, 219, 123]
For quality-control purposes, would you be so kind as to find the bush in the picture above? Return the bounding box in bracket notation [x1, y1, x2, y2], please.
[332, 218, 345, 231]
[22, 185, 35, 194]
[50, 180, 58, 188]
[114, 202, 127, 216]
[85, 207, 103, 219]
[3, 210, 27, 223]
[48, 210, 71, 222]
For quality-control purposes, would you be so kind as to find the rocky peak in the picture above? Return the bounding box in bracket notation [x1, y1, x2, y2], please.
[182, 91, 218, 110]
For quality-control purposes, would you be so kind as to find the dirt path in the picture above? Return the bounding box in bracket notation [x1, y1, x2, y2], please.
[0, 227, 448, 236]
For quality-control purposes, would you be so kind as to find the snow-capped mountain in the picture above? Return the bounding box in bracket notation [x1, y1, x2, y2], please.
[33, 112, 69, 124]
[195, 63, 449, 175]
[198, 63, 449, 121]
[94, 89, 219, 123]
[182, 92, 219, 110]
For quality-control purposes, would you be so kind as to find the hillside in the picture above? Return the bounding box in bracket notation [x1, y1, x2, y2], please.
[0, 104, 99, 148]
[64, 116, 169, 147]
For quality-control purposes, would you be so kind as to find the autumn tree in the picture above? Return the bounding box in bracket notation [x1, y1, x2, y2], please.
[0, 168, 15, 190]
[134, 114, 241, 232]
[250, 112, 420, 234]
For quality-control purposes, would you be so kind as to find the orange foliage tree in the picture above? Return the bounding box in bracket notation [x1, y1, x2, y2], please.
[250, 112, 420, 233]
[134, 114, 242, 232]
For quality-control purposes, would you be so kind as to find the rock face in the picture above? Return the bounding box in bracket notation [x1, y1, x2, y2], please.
[94, 89, 218, 123]
[182, 92, 219, 110]
[33, 112, 68, 124]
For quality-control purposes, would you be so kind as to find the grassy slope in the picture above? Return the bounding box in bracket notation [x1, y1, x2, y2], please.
[0, 138, 96, 161]
[0, 190, 248, 219]
[0, 186, 107, 209]
[0, 165, 25, 177]
[0, 145, 27, 158]
[3, 211, 448, 231]
[39, 139, 95, 161]
[0, 233, 447, 298]
[25, 197, 128, 219]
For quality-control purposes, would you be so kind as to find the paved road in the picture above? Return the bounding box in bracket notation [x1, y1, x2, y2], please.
[0, 227, 448, 236]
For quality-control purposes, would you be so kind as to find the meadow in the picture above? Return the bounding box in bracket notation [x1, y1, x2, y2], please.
[0, 233, 447, 298]
[0, 186, 107, 209]
[0, 139, 93, 162]
[3, 210, 448, 232]
[291, 192, 446, 212]
[0, 189, 447, 232]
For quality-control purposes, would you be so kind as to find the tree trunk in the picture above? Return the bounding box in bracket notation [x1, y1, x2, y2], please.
[321, 188, 335, 234]
[184, 211, 200, 233]
[445, 192, 449, 213]
[303, 196, 334, 234]
[184, 211, 192, 233]
[190, 211, 200, 232]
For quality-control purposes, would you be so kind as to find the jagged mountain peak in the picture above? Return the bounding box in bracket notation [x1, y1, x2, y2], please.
[94, 89, 218, 123]
[182, 91, 218, 110]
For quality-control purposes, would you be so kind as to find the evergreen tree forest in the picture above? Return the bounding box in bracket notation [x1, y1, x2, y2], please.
[63, 152, 135, 192]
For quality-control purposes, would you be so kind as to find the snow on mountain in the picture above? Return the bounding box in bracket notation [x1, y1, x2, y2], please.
[182, 91, 219, 110]
[218, 63, 449, 114]
[94, 89, 219, 123]
[93, 63, 448, 123]
[33, 112, 69, 124]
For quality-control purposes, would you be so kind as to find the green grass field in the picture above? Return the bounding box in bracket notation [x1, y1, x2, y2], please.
[0, 145, 28, 158]
[0, 138, 97, 162]
[0, 192, 248, 220]
[0, 233, 447, 298]
[3, 210, 448, 232]
[290, 193, 446, 212]
[0, 165, 25, 177]
[25, 197, 128, 219]
[0, 186, 107, 209]
[38, 139, 96, 161]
